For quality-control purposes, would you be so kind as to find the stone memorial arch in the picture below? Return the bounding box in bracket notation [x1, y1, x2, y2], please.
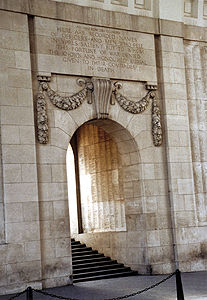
[35, 72, 165, 284]
[0, 0, 207, 295]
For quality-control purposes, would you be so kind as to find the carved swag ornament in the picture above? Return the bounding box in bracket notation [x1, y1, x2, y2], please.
[36, 75, 162, 146]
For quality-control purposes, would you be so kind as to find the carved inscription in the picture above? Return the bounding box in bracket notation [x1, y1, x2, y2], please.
[50, 24, 145, 74]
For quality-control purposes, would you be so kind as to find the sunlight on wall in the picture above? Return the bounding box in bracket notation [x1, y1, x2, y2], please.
[77, 124, 126, 233]
[79, 174, 92, 231]
[66, 144, 78, 236]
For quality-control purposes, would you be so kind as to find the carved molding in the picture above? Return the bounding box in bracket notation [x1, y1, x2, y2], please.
[36, 75, 162, 147]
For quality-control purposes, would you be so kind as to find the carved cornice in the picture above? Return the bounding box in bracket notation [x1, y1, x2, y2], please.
[36, 75, 162, 147]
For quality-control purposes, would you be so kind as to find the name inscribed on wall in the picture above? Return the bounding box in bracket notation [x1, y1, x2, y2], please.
[49, 24, 145, 74]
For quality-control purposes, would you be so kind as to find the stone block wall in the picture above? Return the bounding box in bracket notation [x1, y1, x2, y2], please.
[0, 113, 5, 244]
[155, 34, 198, 271]
[0, 10, 42, 293]
[0, 0, 207, 295]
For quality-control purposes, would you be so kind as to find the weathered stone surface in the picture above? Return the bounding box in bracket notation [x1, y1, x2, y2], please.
[1, 0, 207, 296]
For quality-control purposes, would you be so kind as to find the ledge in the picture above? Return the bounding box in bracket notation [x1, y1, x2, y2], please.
[184, 24, 207, 42]
[0, 0, 179, 37]
[0, 0, 206, 41]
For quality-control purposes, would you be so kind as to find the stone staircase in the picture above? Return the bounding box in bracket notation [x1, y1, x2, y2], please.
[71, 238, 138, 283]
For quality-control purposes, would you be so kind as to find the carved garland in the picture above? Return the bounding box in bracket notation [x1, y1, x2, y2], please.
[113, 83, 162, 146]
[41, 79, 92, 111]
[151, 92, 162, 147]
[36, 77, 49, 144]
[36, 76, 93, 144]
[36, 75, 162, 147]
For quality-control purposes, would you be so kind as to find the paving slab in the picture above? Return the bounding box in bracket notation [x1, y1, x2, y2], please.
[1, 271, 207, 300]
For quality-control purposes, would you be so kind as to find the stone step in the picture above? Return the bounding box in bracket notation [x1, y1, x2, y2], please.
[71, 239, 138, 283]
[72, 246, 92, 253]
[73, 271, 138, 283]
[72, 251, 101, 259]
[73, 263, 124, 274]
[72, 256, 111, 266]
[71, 243, 86, 249]
[71, 240, 82, 246]
[73, 259, 118, 269]
[73, 267, 132, 279]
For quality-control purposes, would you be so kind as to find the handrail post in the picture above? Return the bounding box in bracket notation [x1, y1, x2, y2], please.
[176, 269, 185, 300]
[26, 287, 33, 300]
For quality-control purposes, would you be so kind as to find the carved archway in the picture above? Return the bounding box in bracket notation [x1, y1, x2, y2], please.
[66, 118, 149, 272]
[36, 74, 166, 275]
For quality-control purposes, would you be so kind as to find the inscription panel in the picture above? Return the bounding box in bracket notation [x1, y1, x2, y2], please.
[35, 18, 157, 82]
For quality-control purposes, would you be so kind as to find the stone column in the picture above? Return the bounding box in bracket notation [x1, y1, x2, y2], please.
[155, 35, 198, 272]
[184, 41, 207, 224]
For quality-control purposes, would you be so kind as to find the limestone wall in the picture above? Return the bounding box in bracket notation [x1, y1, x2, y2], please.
[0, 10, 42, 293]
[0, 113, 5, 244]
[0, 0, 207, 295]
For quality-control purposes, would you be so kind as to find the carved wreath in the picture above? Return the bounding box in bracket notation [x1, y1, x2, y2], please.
[36, 76, 162, 147]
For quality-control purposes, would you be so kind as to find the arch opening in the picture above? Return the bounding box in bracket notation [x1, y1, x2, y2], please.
[67, 119, 147, 273]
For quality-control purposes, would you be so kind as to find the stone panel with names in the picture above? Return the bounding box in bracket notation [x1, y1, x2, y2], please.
[35, 18, 157, 82]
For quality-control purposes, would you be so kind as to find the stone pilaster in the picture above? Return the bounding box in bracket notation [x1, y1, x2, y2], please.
[155, 35, 198, 271]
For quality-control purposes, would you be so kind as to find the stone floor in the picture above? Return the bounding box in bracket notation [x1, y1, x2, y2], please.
[1, 271, 207, 300]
